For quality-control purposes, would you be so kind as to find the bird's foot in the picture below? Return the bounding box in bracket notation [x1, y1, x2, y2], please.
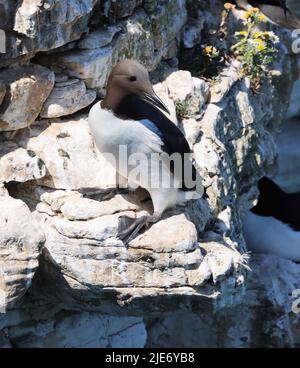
[117, 213, 160, 245]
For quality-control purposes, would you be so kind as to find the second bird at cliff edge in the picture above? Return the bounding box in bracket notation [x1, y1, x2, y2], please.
[88, 59, 204, 244]
[235, 0, 300, 28]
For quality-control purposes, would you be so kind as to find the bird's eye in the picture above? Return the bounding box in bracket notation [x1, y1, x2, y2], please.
[129, 76, 137, 82]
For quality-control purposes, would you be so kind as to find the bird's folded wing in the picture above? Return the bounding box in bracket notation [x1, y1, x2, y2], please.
[249, 0, 300, 27]
[116, 94, 192, 159]
[116, 94, 200, 190]
[249, 0, 282, 6]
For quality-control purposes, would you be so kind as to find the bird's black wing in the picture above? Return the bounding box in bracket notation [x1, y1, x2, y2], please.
[249, 0, 300, 27]
[251, 177, 300, 231]
[116, 94, 191, 156]
[249, 0, 283, 6]
[115, 94, 198, 191]
[282, 193, 300, 232]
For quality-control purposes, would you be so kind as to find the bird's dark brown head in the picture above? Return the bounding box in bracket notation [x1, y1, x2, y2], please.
[102, 59, 169, 114]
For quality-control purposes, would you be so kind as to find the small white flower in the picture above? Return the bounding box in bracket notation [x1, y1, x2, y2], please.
[248, 39, 259, 45]
[271, 35, 280, 44]
[265, 31, 280, 44]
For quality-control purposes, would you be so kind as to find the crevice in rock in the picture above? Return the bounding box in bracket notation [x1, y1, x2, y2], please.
[4, 180, 53, 211]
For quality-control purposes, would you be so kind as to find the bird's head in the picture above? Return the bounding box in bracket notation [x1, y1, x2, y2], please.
[102, 59, 170, 114]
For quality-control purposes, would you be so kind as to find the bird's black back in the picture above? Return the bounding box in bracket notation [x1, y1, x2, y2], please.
[115, 94, 198, 191]
[251, 177, 300, 231]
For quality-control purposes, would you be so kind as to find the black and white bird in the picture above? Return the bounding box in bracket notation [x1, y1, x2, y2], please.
[88, 59, 204, 243]
[242, 177, 300, 261]
[235, 0, 300, 28]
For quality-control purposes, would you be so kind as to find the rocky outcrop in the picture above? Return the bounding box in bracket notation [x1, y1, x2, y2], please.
[0, 144, 46, 183]
[7, 117, 116, 190]
[2, 305, 147, 348]
[0, 0, 98, 66]
[0, 65, 55, 131]
[1, 0, 300, 348]
[146, 255, 300, 348]
[37, 0, 187, 94]
[0, 186, 44, 313]
[40, 78, 96, 119]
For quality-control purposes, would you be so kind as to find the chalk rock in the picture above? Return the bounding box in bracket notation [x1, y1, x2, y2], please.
[210, 61, 242, 103]
[77, 26, 122, 49]
[0, 191, 45, 311]
[7, 310, 146, 348]
[40, 79, 96, 118]
[165, 70, 209, 114]
[0, 65, 55, 131]
[9, 118, 116, 190]
[38, 190, 139, 220]
[0, 144, 46, 183]
[37, 1, 187, 94]
[129, 214, 198, 253]
[103, 0, 143, 22]
[0, 0, 97, 65]
[183, 12, 204, 48]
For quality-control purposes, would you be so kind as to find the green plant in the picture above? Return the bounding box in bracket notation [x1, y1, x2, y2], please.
[230, 7, 280, 89]
[175, 100, 190, 119]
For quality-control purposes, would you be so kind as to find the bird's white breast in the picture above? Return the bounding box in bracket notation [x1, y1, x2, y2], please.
[88, 101, 165, 183]
[242, 211, 300, 262]
[88, 102, 163, 155]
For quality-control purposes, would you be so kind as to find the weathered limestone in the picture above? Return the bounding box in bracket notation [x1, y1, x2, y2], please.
[0, 187, 45, 313]
[37, 1, 187, 94]
[103, 0, 143, 22]
[165, 70, 209, 115]
[0, 144, 46, 183]
[9, 118, 116, 190]
[40, 79, 96, 118]
[147, 254, 300, 348]
[0, 0, 98, 66]
[183, 12, 204, 49]
[39, 191, 140, 221]
[214, 255, 300, 348]
[0, 65, 55, 131]
[209, 61, 243, 103]
[77, 26, 122, 50]
[6, 310, 147, 348]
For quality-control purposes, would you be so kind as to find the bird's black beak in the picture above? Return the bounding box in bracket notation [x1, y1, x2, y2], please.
[144, 92, 170, 115]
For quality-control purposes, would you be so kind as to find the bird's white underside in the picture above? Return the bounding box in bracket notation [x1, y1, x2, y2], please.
[88, 102, 192, 215]
[242, 211, 300, 261]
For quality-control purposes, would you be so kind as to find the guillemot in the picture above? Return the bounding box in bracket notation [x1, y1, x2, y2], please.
[235, 0, 300, 28]
[242, 177, 300, 261]
[88, 59, 204, 244]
